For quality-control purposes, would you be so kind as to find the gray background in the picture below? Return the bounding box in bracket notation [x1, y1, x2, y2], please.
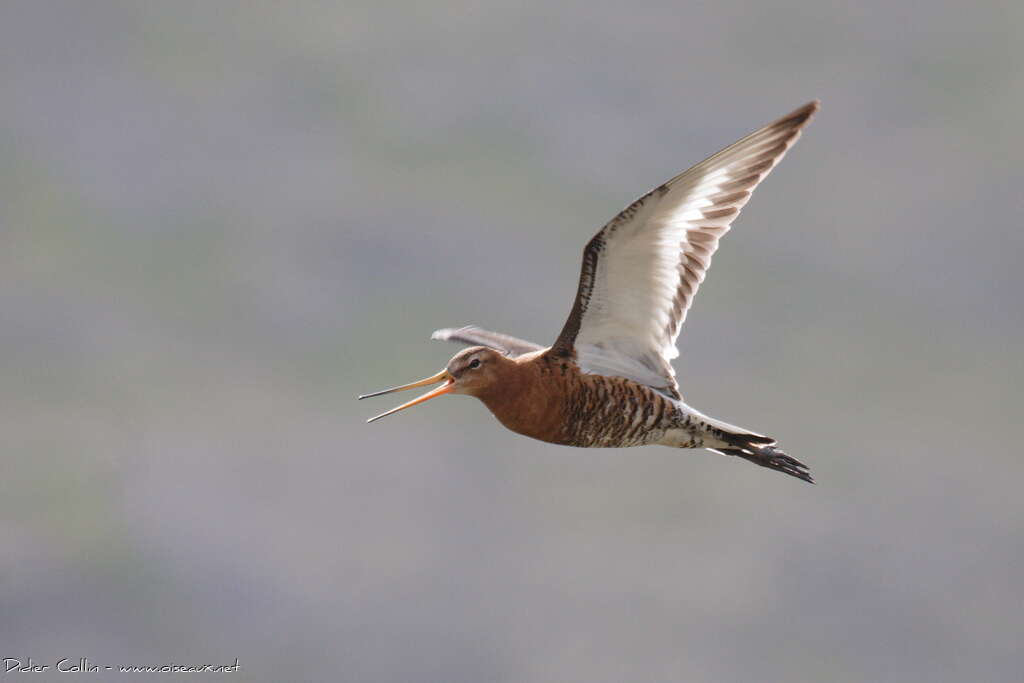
[2, 1, 1022, 682]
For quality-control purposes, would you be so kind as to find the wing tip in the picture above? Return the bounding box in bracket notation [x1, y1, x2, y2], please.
[430, 327, 461, 341]
[432, 325, 481, 341]
[779, 100, 821, 129]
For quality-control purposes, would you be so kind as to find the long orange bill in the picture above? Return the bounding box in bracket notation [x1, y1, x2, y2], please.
[359, 369, 454, 423]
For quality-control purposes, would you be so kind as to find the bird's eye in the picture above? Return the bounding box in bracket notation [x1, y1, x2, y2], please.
[468, 359, 481, 369]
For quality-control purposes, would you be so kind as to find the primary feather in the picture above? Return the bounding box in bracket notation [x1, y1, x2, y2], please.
[551, 101, 819, 397]
[432, 325, 544, 357]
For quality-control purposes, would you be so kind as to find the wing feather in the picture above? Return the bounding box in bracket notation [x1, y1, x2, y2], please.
[432, 325, 545, 357]
[550, 101, 819, 396]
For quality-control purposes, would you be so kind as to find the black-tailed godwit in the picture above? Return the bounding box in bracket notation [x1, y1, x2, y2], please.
[361, 101, 819, 482]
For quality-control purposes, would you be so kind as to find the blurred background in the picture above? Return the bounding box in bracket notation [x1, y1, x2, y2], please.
[2, 1, 1022, 681]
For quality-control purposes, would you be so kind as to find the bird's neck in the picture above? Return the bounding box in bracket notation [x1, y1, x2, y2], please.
[475, 354, 567, 443]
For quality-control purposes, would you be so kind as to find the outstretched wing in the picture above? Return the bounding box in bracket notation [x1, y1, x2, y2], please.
[432, 325, 546, 357]
[550, 101, 819, 397]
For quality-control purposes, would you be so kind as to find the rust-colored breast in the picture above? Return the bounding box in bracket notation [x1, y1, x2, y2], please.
[476, 353, 679, 448]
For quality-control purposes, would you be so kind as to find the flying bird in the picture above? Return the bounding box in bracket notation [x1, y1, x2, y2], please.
[360, 102, 819, 482]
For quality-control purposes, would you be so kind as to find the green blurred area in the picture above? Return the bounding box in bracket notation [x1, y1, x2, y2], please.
[1, 1, 1022, 682]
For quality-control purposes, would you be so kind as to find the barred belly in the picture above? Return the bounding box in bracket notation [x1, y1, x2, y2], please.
[561, 374, 679, 448]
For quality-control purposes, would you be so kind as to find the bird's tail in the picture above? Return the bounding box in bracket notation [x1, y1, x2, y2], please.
[710, 427, 813, 484]
[677, 404, 814, 483]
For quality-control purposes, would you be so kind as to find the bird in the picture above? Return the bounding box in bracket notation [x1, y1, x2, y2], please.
[360, 101, 819, 483]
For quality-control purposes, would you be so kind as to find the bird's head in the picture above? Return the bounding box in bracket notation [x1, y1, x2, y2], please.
[359, 346, 510, 423]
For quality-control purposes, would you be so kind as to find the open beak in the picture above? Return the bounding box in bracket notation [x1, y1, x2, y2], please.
[358, 369, 454, 423]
